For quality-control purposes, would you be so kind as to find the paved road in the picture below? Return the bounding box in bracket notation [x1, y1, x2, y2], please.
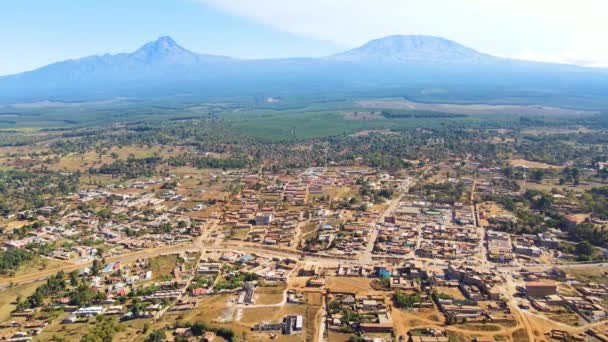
[360, 193, 404, 264]
[360, 178, 414, 264]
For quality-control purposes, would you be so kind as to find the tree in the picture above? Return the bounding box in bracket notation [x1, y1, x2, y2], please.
[145, 330, 165, 342]
[394, 291, 421, 308]
[97, 208, 112, 220]
[575, 241, 595, 260]
[91, 259, 102, 276]
[190, 321, 207, 336]
[70, 271, 79, 287]
[71, 283, 95, 307]
[216, 328, 235, 342]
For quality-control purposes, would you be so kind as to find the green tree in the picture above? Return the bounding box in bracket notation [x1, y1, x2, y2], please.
[145, 330, 166, 342]
[575, 241, 595, 260]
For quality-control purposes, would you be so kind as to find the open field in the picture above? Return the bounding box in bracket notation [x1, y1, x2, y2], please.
[509, 159, 562, 169]
[356, 98, 599, 116]
[328, 331, 355, 342]
[436, 286, 466, 300]
[326, 277, 376, 293]
[0, 281, 44, 322]
[254, 283, 286, 305]
[0, 257, 73, 280]
[148, 254, 180, 280]
[391, 307, 444, 338]
[563, 265, 608, 283]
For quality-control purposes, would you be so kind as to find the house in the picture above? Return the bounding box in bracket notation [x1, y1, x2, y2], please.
[361, 299, 381, 311]
[174, 328, 193, 337]
[360, 322, 393, 333]
[307, 277, 326, 287]
[74, 306, 105, 317]
[192, 288, 208, 296]
[342, 295, 356, 305]
[299, 265, 319, 277]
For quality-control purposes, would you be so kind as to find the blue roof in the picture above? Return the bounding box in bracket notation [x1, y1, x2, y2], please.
[377, 269, 391, 278]
[102, 262, 116, 273]
[238, 255, 253, 263]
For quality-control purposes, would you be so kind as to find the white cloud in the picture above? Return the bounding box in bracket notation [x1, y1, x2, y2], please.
[200, 0, 608, 67]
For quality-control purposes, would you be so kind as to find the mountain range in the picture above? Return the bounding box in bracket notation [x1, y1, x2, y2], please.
[1, 35, 607, 107]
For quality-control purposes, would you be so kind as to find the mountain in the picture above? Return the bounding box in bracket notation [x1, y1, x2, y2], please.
[7, 36, 235, 82]
[330, 35, 493, 63]
[1, 35, 607, 107]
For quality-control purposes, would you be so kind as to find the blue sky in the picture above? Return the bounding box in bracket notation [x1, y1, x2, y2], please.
[2, 0, 607, 75]
[0, 0, 342, 75]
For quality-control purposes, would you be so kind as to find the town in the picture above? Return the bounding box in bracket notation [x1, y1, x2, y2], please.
[0, 149, 607, 342]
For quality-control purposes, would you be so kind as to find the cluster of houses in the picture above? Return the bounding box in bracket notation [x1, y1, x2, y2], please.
[375, 199, 481, 261]
[327, 293, 394, 335]
[413, 202, 479, 260]
[2, 175, 215, 264]
[520, 272, 608, 323]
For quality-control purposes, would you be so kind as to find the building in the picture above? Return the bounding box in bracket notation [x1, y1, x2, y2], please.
[283, 315, 303, 335]
[255, 213, 274, 225]
[360, 322, 394, 333]
[299, 265, 319, 277]
[526, 281, 557, 298]
[74, 306, 105, 317]
[562, 214, 589, 229]
[307, 277, 326, 287]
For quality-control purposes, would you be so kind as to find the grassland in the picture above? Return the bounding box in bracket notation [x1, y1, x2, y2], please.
[0, 281, 44, 322]
[148, 254, 180, 280]
[355, 98, 599, 117]
[254, 283, 286, 305]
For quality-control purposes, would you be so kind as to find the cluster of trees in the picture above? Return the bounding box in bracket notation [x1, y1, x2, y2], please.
[90, 156, 162, 178]
[16, 270, 105, 312]
[213, 272, 259, 291]
[358, 180, 395, 204]
[585, 187, 608, 220]
[518, 140, 584, 165]
[81, 316, 124, 342]
[413, 181, 466, 204]
[327, 300, 362, 333]
[0, 249, 34, 275]
[17, 272, 67, 310]
[561, 167, 582, 185]
[494, 187, 608, 250]
[0, 170, 79, 215]
[393, 291, 421, 308]
[574, 241, 596, 261]
[187, 275, 214, 292]
[567, 223, 608, 250]
[164, 156, 250, 169]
